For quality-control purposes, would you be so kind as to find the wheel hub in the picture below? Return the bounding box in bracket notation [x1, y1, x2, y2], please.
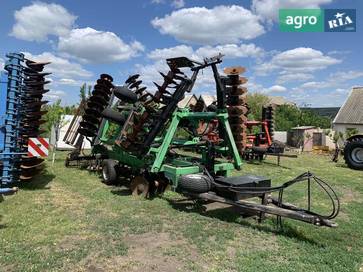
[351, 147, 363, 163]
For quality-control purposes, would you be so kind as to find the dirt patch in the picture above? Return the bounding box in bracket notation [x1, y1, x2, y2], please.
[339, 187, 362, 203]
[50, 183, 89, 216]
[57, 232, 99, 251]
[75, 232, 207, 272]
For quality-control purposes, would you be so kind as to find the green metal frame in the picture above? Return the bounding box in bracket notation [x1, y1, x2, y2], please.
[95, 107, 242, 189]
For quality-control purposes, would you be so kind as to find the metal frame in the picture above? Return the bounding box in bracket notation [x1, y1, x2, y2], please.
[0, 53, 25, 187]
[98, 107, 242, 189]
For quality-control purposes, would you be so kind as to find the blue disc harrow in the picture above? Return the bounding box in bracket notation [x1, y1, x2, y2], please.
[0, 53, 50, 196]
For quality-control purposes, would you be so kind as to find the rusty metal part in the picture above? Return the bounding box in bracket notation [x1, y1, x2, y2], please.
[130, 176, 149, 197]
[224, 66, 249, 154]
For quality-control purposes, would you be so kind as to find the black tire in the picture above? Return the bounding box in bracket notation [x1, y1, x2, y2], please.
[102, 159, 118, 184]
[251, 146, 268, 154]
[178, 174, 212, 193]
[344, 138, 363, 170]
[113, 86, 138, 103]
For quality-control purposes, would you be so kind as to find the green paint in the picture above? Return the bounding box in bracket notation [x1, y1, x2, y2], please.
[279, 9, 324, 32]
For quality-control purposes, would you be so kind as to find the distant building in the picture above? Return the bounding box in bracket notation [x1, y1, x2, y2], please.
[268, 96, 296, 107]
[177, 94, 198, 109]
[333, 87, 363, 134]
[50, 115, 91, 150]
[199, 94, 217, 107]
[300, 107, 340, 119]
[288, 126, 335, 151]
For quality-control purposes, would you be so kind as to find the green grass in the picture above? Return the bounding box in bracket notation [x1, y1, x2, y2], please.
[1, 153, 362, 271]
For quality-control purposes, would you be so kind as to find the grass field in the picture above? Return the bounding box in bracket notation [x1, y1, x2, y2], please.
[1, 152, 362, 272]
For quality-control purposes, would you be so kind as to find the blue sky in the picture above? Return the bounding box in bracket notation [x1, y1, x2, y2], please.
[0, 0, 362, 107]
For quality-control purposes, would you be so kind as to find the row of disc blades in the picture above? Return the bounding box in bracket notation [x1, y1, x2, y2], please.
[18, 59, 50, 180]
[118, 66, 187, 150]
[78, 64, 187, 153]
[224, 67, 249, 154]
[78, 74, 114, 137]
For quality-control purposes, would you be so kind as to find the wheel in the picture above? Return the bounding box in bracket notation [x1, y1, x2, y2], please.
[130, 176, 149, 197]
[177, 174, 212, 193]
[344, 138, 363, 170]
[102, 159, 118, 184]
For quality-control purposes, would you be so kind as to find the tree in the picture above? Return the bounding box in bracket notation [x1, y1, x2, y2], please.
[79, 83, 87, 102]
[79, 83, 92, 103]
[274, 104, 332, 131]
[247, 93, 270, 120]
[42, 99, 65, 137]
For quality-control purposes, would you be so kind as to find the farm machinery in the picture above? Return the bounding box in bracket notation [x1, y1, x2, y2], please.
[64, 55, 339, 227]
[0, 53, 50, 199]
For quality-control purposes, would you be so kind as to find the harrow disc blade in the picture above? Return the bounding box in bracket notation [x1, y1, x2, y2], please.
[78, 127, 97, 137]
[229, 95, 247, 106]
[79, 121, 98, 132]
[82, 115, 100, 125]
[96, 79, 114, 89]
[224, 66, 246, 75]
[87, 101, 105, 111]
[89, 95, 108, 106]
[129, 80, 142, 89]
[92, 89, 110, 100]
[100, 73, 113, 82]
[125, 74, 140, 84]
[228, 86, 248, 96]
[228, 106, 249, 116]
[84, 108, 101, 117]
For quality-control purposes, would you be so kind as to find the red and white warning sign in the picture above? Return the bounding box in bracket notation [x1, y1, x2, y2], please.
[27, 138, 49, 157]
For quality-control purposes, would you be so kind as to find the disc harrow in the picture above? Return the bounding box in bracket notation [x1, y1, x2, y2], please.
[224, 67, 249, 154]
[78, 74, 114, 138]
[0, 53, 50, 187]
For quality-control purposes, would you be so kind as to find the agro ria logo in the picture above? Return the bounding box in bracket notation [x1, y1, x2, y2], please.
[325, 9, 356, 32]
[328, 12, 353, 29]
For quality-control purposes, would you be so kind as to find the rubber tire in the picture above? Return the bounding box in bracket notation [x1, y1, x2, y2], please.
[113, 86, 138, 103]
[102, 159, 118, 185]
[344, 139, 363, 170]
[178, 174, 212, 193]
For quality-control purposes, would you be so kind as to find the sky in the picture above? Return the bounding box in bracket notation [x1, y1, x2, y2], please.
[0, 0, 362, 107]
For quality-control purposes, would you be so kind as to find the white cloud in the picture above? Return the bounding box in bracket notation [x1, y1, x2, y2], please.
[44, 90, 66, 101]
[147, 43, 264, 63]
[251, 0, 332, 22]
[24, 52, 93, 79]
[256, 47, 340, 75]
[58, 78, 93, 87]
[134, 58, 216, 94]
[298, 70, 363, 90]
[151, 0, 165, 3]
[147, 45, 194, 60]
[329, 70, 363, 82]
[266, 85, 287, 93]
[10, 2, 76, 42]
[151, 5, 265, 45]
[134, 60, 170, 90]
[276, 72, 314, 84]
[0, 58, 4, 71]
[58, 27, 144, 63]
[334, 88, 349, 94]
[196, 44, 264, 59]
[171, 0, 185, 8]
